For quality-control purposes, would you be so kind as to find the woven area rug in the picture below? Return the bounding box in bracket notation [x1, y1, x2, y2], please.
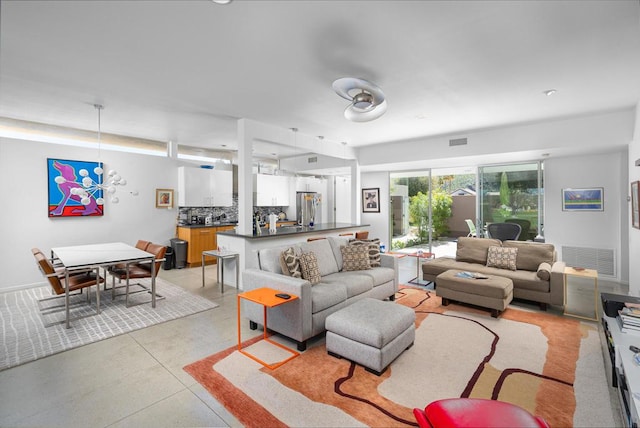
[0, 277, 218, 371]
[184, 287, 614, 428]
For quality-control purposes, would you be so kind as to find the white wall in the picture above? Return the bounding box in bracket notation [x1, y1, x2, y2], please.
[0, 137, 179, 291]
[544, 150, 627, 281]
[630, 104, 640, 295]
[361, 171, 390, 246]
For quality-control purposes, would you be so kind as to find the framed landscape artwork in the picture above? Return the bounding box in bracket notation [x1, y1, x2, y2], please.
[47, 158, 104, 217]
[362, 188, 380, 213]
[562, 188, 603, 211]
[632, 181, 639, 229]
[156, 188, 174, 208]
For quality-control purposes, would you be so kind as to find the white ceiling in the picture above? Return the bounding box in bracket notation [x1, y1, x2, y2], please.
[1, 1, 639, 162]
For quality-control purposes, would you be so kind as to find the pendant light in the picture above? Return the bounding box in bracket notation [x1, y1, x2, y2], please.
[75, 104, 128, 205]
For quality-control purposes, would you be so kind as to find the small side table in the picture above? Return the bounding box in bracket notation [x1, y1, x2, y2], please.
[237, 287, 300, 369]
[563, 266, 599, 321]
[407, 251, 435, 286]
[202, 250, 239, 293]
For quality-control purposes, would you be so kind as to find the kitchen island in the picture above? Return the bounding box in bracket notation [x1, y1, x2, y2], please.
[216, 223, 369, 289]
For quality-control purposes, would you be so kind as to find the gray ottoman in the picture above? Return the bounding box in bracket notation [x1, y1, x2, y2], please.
[325, 298, 415, 376]
[436, 269, 513, 318]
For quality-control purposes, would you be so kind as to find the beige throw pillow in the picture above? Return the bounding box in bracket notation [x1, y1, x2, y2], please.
[341, 245, 372, 271]
[486, 246, 518, 271]
[348, 238, 381, 267]
[299, 252, 321, 284]
[279, 247, 302, 278]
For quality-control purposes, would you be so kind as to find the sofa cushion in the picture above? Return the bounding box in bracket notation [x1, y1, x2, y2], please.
[486, 246, 518, 271]
[299, 252, 321, 284]
[341, 245, 372, 271]
[322, 272, 374, 298]
[258, 246, 290, 274]
[456, 237, 502, 264]
[279, 247, 302, 278]
[357, 267, 396, 286]
[537, 262, 552, 281]
[328, 236, 352, 270]
[349, 238, 381, 267]
[299, 239, 340, 276]
[503, 241, 555, 271]
[311, 281, 348, 313]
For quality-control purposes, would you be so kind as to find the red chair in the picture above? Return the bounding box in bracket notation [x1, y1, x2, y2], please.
[413, 398, 549, 428]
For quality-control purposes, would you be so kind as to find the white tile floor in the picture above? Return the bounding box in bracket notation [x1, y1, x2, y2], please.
[0, 254, 626, 427]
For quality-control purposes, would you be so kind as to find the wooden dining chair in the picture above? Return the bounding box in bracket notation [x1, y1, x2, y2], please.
[355, 231, 369, 240]
[109, 242, 166, 307]
[307, 237, 327, 242]
[339, 233, 354, 237]
[33, 250, 104, 327]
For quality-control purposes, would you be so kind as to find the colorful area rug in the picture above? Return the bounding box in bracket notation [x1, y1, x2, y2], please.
[184, 287, 614, 427]
[0, 277, 218, 371]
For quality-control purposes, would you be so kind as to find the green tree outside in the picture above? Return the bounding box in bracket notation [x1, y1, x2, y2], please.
[409, 190, 452, 240]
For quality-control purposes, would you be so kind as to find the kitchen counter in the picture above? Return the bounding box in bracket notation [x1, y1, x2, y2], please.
[177, 222, 237, 228]
[217, 222, 368, 239]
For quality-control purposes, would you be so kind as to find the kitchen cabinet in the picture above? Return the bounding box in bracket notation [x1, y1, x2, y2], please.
[178, 167, 233, 207]
[177, 225, 235, 266]
[254, 174, 290, 206]
[295, 176, 327, 194]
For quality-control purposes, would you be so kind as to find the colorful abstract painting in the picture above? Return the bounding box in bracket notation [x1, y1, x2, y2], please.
[47, 158, 104, 217]
[562, 188, 603, 211]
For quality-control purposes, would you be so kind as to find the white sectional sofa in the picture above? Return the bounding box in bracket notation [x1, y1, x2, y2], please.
[242, 236, 399, 351]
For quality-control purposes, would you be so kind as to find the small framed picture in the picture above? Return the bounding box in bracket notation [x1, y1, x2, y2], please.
[632, 181, 639, 229]
[156, 189, 174, 208]
[562, 188, 603, 211]
[362, 188, 380, 213]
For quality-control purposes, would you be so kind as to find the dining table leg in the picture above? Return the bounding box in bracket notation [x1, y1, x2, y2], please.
[65, 270, 70, 329]
[151, 256, 156, 308]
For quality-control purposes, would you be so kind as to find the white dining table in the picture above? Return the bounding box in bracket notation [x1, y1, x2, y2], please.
[51, 242, 157, 328]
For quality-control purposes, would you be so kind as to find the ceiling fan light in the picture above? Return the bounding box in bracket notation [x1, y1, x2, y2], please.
[344, 100, 388, 122]
[352, 92, 374, 110]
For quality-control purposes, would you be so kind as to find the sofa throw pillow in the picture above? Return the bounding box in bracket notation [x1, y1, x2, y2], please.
[348, 238, 381, 267]
[341, 245, 372, 271]
[486, 246, 518, 271]
[279, 247, 302, 279]
[299, 252, 321, 284]
[537, 262, 552, 281]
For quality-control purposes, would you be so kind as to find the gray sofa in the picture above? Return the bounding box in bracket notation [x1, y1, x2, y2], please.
[242, 236, 399, 351]
[422, 237, 566, 310]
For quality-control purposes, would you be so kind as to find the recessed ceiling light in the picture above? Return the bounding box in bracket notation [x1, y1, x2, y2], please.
[543, 89, 557, 96]
[542, 153, 550, 157]
[212, 0, 232, 4]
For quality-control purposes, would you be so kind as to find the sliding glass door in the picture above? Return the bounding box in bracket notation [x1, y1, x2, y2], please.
[478, 162, 544, 240]
[390, 167, 476, 256]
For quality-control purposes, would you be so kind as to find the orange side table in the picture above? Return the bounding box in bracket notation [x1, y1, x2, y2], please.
[237, 287, 300, 369]
[407, 251, 435, 285]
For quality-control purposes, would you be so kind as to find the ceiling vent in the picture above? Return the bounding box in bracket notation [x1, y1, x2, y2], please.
[307, 156, 318, 164]
[449, 138, 468, 147]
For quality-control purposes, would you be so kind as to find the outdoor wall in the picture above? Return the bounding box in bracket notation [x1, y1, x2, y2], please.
[449, 195, 476, 237]
[629, 104, 640, 296]
[544, 149, 627, 282]
[0, 137, 179, 291]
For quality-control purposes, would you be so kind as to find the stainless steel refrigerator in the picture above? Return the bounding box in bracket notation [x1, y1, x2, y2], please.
[297, 192, 321, 226]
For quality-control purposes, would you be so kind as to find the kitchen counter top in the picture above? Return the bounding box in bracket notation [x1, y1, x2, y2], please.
[177, 222, 237, 228]
[217, 223, 368, 239]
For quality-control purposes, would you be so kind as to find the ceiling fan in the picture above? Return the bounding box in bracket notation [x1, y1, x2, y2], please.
[332, 77, 387, 122]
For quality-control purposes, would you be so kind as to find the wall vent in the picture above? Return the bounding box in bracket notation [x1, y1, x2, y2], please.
[449, 138, 468, 146]
[307, 156, 318, 163]
[561, 246, 615, 277]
